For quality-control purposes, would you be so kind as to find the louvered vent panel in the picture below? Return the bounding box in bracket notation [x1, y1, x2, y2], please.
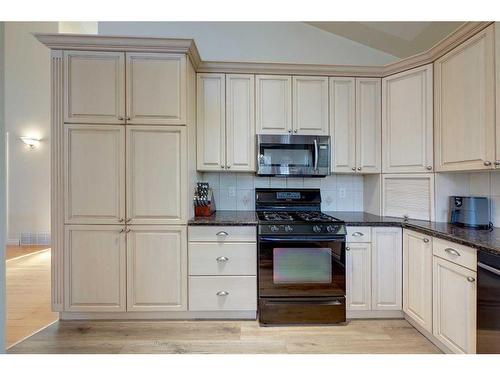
[20, 232, 51, 246]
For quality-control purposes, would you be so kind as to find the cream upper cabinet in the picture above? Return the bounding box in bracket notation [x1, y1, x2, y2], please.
[346, 242, 372, 311]
[433, 256, 477, 354]
[197, 73, 226, 171]
[371, 227, 402, 310]
[126, 125, 187, 224]
[126, 53, 186, 125]
[126, 226, 187, 312]
[255, 75, 292, 134]
[356, 78, 381, 173]
[225, 74, 255, 171]
[64, 225, 126, 312]
[330, 77, 356, 173]
[435, 25, 495, 171]
[293, 76, 329, 135]
[403, 230, 433, 333]
[64, 51, 125, 124]
[64, 124, 125, 224]
[382, 64, 433, 173]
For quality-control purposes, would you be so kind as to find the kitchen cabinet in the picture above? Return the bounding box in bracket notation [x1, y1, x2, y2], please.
[292, 76, 329, 135]
[382, 64, 433, 173]
[330, 77, 381, 173]
[434, 24, 495, 171]
[126, 226, 187, 312]
[64, 51, 125, 124]
[371, 227, 402, 310]
[64, 124, 125, 224]
[126, 53, 186, 125]
[255, 75, 292, 134]
[433, 256, 477, 354]
[346, 242, 372, 311]
[64, 225, 126, 312]
[403, 229, 433, 333]
[126, 125, 187, 224]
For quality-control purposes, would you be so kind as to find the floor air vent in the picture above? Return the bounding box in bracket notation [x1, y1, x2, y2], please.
[20, 232, 51, 246]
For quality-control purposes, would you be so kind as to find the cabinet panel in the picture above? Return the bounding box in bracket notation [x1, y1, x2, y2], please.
[356, 78, 381, 173]
[64, 125, 125, 224]
[226, 74, 255, 171]
[293, 76, 329, 135]
[433, 256, 477, 354]
[127, 226, 187, 311]
[371, 227, 402, 310]
[403, 230, 432, 332]
[197, 73, 226, 171]
[255, 75, 292, 134]
[64, 51, 125, 124]
[64, 225, 126, 312]
[383, 64, 433, 173]
[126, 53, 186, 125]
[330, 77, 356, 173]
[126, 125, 187, 224]
[435, 25, 495, 171]
[346, 242, 372, 311]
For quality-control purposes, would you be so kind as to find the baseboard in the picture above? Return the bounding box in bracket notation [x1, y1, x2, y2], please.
[403, 313, 449, 353]
[60, 310, 257, 320]
[7, 238, 19, 246]
[347, 310, 404, 319]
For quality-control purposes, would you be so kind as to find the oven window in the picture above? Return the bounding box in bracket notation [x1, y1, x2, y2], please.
[260, 146, 313, 167]
[273, 247, 332, 284]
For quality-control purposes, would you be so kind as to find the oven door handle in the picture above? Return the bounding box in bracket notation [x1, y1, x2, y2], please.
[259, 236, 345, 242]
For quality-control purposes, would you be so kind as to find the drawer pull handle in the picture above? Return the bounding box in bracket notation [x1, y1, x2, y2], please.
[216, 291, 229, 297]
[216, 256, 229, 263]
[216, 231, 228, 237]
[352, 232, 364, 237]
[467, 277, 475, 283]
[444, 248, 461, 257]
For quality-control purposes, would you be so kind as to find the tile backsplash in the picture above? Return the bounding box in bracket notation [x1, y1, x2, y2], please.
[201, 173, 364, 212]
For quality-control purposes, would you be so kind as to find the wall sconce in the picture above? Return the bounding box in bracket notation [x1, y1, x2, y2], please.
[20, 137, 41, 150]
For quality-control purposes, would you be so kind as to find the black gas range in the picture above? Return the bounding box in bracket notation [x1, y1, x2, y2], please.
[255, 188, 347, 325]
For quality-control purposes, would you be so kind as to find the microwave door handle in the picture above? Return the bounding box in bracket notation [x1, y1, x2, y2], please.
[314, 139, 318, 171]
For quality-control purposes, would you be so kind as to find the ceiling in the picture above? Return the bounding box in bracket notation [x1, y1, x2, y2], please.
[306, 22, 465, 59]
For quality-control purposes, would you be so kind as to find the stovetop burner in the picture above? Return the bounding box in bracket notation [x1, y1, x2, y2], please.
[261, 211, 294, 222]
[257, 210, 340, 223]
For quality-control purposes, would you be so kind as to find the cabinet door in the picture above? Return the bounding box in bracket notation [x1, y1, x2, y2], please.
[346, 242, 372, 311]
[226, 74, 255, 171]
[64, 225, 126, 312]
[403, 230, 432, 332]
[371, 227, 402, 310]
[435, 25, 495, 171]
[127, 226, 187, 311]
[197, 73, 226, 171]
[126, 53, 186, 125]
[126, 125, 187, 224]
[64, 51, 125, 124]
[356, 78, 381, 173]
[64, 125, 125, 224]
[382, 64, 433, 173]
[293, 76, 329, 135]
[330, 77, 356, 173]
[433, 256, 477, 354]
[255, 75, 292, 134]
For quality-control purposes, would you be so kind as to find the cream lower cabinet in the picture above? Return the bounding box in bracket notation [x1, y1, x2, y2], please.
[346, 242, 371, 311]
[403, 229, 433, 333]
[126, 226, 187, 311]
[64, 225, 126, 312]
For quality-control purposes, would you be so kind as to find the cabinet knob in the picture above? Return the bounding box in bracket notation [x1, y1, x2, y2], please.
[118, 218, 124, 222]
[293, 129, 298, 134]
[126, 228, 131, 233]
[126, 218, 132, 223]
[484, 161, 492, 166]
[221, 165, 225, 169]
[426, 166, 432, 170]
[288, 129, 292, 134]
[467, 276, 475, 283]
[119, 228, 125, 233]
[126, 116, 131, 121]
[351, 167, 356, 171]
[357, 167, 361, 171]
[346, 246, 350, 251]
[423, 238, 429, 243]
[118, 116, 124, 121]
[495, 161, 500, 166]
[226, 165, 231, 169]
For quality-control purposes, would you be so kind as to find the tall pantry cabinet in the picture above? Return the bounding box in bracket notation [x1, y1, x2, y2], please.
[44, 37, 197, 315]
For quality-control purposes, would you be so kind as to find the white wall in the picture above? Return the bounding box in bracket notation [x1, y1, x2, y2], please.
[4, 22, 58, 244]
[98, 22, 398, 65]
[0, 21, 6, 354]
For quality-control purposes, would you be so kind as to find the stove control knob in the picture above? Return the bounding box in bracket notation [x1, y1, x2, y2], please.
[284, 225, 293, 233]
[326, 225, 337, 233]
[270, 225, 279, 232]
[312, 225, 322, 233]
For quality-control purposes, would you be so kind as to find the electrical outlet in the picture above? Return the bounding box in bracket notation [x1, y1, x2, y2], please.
[339, 188, 346, 199]
[228, 186, 236, 197]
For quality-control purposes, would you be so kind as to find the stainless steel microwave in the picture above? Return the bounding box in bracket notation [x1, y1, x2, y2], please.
[256, 134, 330, 177]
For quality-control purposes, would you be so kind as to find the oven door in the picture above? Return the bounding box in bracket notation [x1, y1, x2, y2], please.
[258, 235, 345, 298]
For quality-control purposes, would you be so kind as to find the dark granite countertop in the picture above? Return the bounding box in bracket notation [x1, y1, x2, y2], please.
[189, 210, 500, 256]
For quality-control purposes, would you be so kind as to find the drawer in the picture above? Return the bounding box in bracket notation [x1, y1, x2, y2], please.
[433, 237, 477, 271]
[346, 226, 372, 242]
[189, 242, 256, 276]
[188, 226, 256, 242]
[189, 276, 257, 311]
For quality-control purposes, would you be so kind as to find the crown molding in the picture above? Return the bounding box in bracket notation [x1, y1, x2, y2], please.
[35, 21, 494, 78]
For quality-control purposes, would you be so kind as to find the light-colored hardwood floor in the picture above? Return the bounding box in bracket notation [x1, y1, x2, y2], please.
[6, 248, 59, 348]
[6, 245, 50, 261]
[8, 319, 442, 354]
